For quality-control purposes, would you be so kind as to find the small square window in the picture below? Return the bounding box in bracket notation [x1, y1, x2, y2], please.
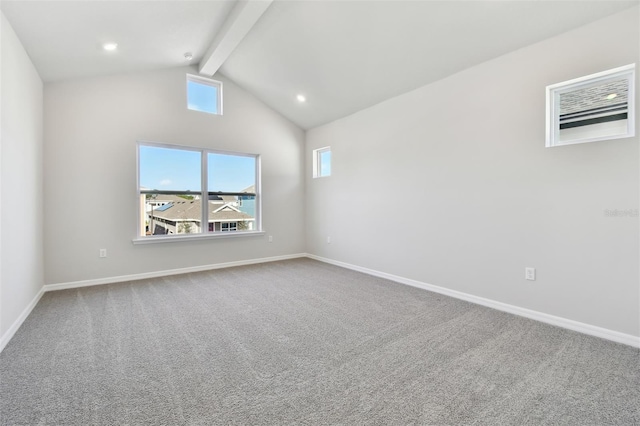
[313, 147, 331, 178]
[187, 74, 222, 115]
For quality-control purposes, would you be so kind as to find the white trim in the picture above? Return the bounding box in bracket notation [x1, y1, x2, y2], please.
[213, 203, 240, 213]
[312, 146, 331, 178]
[306, 254, 640, 348]
[186, 74, 223, 115]
[546, 63, 636, 148]
[201, 145, 209, 232]
[132, 230, 265, 244]
[44, 253, 306, 292]
[137, 141, 261, 241]
[198, 0, 273, 76]
[255, 155, 262, 231]
[0, 287, 44, 353]
[6, 253, 637, 353]
[546, 63, 636, 90]
[220, 222, 238, 232]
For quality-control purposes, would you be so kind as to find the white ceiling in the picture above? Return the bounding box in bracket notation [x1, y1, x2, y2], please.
[0, 0, 235, 81]
[2, 0, 638, 130]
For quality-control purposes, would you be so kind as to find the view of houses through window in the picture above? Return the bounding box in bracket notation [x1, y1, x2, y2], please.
[138, 143, 258, 238]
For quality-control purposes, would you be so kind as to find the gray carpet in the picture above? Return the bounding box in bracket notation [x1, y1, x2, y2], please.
[1, 258, 639, 425]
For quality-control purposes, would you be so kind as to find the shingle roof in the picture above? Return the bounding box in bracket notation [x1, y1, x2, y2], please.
[150, 199, 252, 222]
[560, 80, 628, 115]
[153, 194, 191, 203]
[208, 194, 238, 203]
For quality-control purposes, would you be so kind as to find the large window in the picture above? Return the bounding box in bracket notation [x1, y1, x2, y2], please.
[137, 142, 260, 241]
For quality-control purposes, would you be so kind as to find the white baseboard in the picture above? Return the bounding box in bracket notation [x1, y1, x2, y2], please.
[306, 254, 640, 349]
[44, 253, 307, 292]
[1, 254, 306, 353]
[0, 287, 44, 353]
[6, 253, 637, 353]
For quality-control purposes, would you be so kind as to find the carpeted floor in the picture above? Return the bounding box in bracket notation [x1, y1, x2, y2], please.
[1, 258, 639, 425]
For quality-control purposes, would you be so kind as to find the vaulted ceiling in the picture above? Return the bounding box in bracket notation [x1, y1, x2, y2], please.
[2, 0, 638, 129]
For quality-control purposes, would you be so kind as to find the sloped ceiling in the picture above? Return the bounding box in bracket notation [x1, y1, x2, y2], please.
[0, 0, 236, 82]
[2, 0, 638, 130]
[219, 1, 638, 129]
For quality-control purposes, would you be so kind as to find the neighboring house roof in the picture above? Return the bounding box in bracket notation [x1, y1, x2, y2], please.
[241, 185, 255, 193]
[152, 194, 195, 203]
[150, 199, 252, 222]
[208, 186, 254, 203]
[560, 80, 629, 115]
[208, 208, 253, 222]
[208, 194, 238, 203]
[212, 203, 240, 213]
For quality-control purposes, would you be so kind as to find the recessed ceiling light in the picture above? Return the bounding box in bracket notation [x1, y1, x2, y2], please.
[184, 52, 193, 61]
[103, 42, 118, 51]
[296, 94, 306, 103]
[606, 93, 618, 100]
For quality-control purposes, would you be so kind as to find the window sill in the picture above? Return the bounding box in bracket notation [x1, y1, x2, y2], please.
[132, 230, 265, 245]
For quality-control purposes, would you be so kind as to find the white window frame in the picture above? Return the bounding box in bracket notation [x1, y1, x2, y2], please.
[186, 74, 223, 115]
[313, 146, 331, 178]
[546, 64, 635, 147]
[134, 141, 262, 244]
[221, 222, 238, 232]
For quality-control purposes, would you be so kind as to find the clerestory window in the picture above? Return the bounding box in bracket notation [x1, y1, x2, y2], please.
[313, 146, 331, 178]
[187, 74, 222, 115]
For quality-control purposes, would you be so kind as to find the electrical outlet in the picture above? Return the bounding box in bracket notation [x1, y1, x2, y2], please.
[525, 267, 535, 281]
[99, 249, 107, 258]
[327, 236, 331, 244]
[268, 235, 273, 243]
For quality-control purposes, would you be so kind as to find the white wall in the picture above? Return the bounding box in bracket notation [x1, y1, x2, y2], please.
[44, 66, 305, 284]
[306, 8, 639, 337]
[0, 12, 44, 338]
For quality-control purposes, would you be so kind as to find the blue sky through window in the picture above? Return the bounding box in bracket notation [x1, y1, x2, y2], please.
[208, 153, 255, 192]
[139, 145, 255, 193]
[187, 80, 218, 114]
[140, 145, 201, 191]
[320, 150, 331, 176]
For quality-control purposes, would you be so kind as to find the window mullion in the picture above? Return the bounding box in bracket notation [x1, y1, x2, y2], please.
[137, 142, 259, 240]
[255, 155, 261, 231]
[201, 150, 208, 233]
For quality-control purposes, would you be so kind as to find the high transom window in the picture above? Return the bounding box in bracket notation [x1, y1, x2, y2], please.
[187, 74, 222, 115]
[313, 146, 331, 178]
